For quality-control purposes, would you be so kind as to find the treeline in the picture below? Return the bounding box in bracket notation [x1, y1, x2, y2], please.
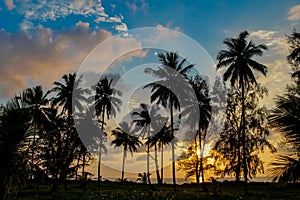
[1, 30, 300, 199]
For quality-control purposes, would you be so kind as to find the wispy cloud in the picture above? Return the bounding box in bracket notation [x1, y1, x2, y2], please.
[126, 0, 148, 14]
[287, 4, 300, 21]
[250, 30, 290, 107]
[4, 0, 15, 10]
[12, 0, 127, 32]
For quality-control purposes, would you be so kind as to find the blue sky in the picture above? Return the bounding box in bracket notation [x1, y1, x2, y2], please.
[1, 0, 300, 179]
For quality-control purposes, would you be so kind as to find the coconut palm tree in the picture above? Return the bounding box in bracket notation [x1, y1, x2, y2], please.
[149, 121, 175, 184]
[111, 122, 142, 182]
[24, 86, 49, 184]
[216, 31, 267, 187]
[50, 73, 90, 187]
[93, 77, 122, 189]
[132, 103, 164, 184]
[144, 52, 194, 191]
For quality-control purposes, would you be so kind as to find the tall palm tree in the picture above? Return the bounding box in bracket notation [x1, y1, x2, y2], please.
[111, 122, 142, 182]
[216, 31, 267, 187]
[93, 77, 122, 189]
[144, 52, 194, 191]
[24, 86, 49, 184]
[50, 73, 90, 186]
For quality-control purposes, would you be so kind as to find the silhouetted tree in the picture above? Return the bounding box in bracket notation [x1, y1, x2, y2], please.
[214, 85, 275, 182]
[216, 31, 268, 190]
[93, 77, 122, 189]
[269, 30, 300, 184]
[144, 52, 194, 191]
[111, 122, 142, 182]
[0, 92, 31, 200]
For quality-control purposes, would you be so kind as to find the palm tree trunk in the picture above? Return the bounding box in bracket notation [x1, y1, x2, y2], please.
[97, 144, 102, 189]
[122, 149, 127, 182]
[241, 81, 248, 193]
[147, 127, 151, 185]
[82, 153, 86, 191]
[170, 102, 176, 191]
[98, 105, 105, 190]
[194, 136, 200, 184]
[154, 143, 161, 184]
[30, 120, 37, 187]
[161, 142, 164, 184]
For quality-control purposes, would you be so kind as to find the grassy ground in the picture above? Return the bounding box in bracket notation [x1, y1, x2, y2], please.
[5, 181, 300, 200]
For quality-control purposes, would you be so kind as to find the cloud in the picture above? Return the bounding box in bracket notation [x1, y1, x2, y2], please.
[250, 30, 290, 107]
[287, 4, 300, 21]
[13, 0, 127, 32]
[114, 23, 128, 32]
[126, 0, 148, 14]
[4, 0, 15, 10]
[0, 22, 149, 99]
[0, 25, 111, 98]
[250, 30, 288, 56]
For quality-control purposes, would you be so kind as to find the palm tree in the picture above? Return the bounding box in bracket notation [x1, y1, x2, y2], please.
[51, 73, 90, 120]
[151, 121, 175, 184]
[132, 103, 164, 184]
[50, 73, 90, 187]
[111, 122, 142, 182]
[93, 77, 122, 189]
[269, 92, 300, 183]
[287, 30, 300, 80]
[216, 31, 267, 187]
[24, 86, 49, 184]
[144, 52, 194, 191]
[181, 75, 211, 189]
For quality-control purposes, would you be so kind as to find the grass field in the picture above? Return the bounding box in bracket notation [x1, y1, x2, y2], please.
[5, 181, 300, 200]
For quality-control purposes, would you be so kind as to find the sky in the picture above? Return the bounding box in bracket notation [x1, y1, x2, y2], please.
[1, 0, 300, 182]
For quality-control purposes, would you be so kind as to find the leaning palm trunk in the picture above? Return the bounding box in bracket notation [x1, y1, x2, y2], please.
[194, 136, 200, 184]
[147, 126, 151, 185]
[161, 143, 164, 183]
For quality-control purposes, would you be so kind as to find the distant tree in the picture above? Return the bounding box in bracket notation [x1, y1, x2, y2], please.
[216, 31, 268, 189]
[213, 85, 275, 181]
[132, 103, 165, 184]
[93, 76, 122, 189]
[148, 121, 174, 184]
[177, 140, 213, 184]
[144, 52, 194, 191]
[111, 122, 142, 182]
[181, 75, 212, 189]
[24, 86, 49, 184]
